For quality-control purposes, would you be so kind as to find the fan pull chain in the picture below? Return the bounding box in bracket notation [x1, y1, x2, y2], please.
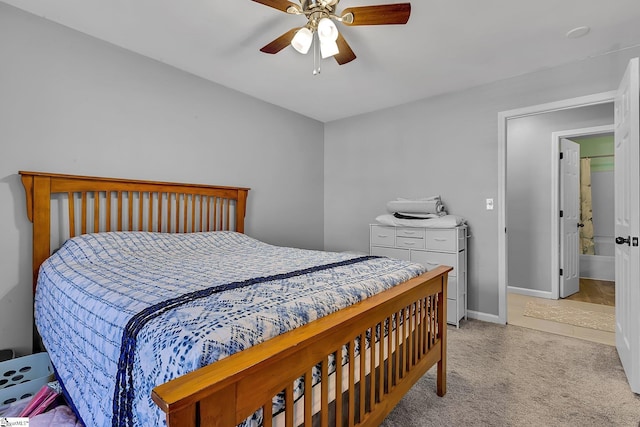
[313, 31, 321, 75]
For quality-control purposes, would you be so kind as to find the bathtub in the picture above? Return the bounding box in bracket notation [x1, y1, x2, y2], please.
[579, 236, 614, 281]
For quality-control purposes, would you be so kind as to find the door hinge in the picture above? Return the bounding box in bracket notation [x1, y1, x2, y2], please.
[560, 210, 564, 218]
[560, 152, 564, 160]
[560, 268, 564, 276]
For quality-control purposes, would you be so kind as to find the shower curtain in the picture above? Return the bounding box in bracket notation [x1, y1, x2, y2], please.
[580, 158, 595, 255]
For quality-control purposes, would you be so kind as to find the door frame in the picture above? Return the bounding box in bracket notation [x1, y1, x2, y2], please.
[551, 125, 614, 299]
[497, 91, 616, 324]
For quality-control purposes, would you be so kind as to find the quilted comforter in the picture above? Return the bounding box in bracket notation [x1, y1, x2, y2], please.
[34, 231, 426, 426]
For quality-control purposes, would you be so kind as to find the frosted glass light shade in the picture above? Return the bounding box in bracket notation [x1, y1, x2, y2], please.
[320, 40, 339, 58]
[291, 28, 313, 54]
[317, 18, 338, 42]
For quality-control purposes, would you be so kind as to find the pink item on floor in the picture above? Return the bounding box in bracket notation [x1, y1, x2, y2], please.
[18, 383, 59, 417]
[30, 405, 83, 427]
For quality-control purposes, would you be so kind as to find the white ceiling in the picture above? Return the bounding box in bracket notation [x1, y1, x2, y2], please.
[4, 0, 640, 122]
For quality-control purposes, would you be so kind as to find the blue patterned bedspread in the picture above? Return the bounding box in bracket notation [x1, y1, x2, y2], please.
[34, 231, 426, 427]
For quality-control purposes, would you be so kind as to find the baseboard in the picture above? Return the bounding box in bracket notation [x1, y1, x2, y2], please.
[507, 286, 555, 299]
[579, 254, 615, 282]
[466, 310, 504, 325]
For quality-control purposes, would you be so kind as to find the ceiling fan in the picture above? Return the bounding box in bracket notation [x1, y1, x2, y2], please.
[252, 0, 411, 68]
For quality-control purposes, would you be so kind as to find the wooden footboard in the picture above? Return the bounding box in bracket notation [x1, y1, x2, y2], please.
[152, 266, 449, 427]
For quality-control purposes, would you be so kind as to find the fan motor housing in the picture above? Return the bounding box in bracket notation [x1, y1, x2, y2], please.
[301, 0, 339, 13]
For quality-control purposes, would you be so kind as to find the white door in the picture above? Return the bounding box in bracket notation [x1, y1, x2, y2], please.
[615, 57, 640, 394]
[560, 138, 580, 298]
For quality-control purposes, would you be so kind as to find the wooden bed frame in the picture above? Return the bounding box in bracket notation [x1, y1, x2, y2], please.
[20, 171, 449, 427]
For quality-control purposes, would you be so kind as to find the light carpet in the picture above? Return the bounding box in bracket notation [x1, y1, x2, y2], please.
[522, 301, 615, 332]
[381, 319, 640, 427]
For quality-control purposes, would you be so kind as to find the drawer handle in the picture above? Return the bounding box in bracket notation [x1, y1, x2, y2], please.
[377, 234, 389, 238]
[434, 238, 448, 242]
[403, 231, 416, 235]
[403, 242, 416, 246]
[426, 262, 439, 266]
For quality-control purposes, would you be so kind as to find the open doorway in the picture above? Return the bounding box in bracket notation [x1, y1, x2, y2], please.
[556, 127, 615, 307]
[552, 125, 615, 330]
[499, 59, 640, 393]
[502, 102, 616, 345]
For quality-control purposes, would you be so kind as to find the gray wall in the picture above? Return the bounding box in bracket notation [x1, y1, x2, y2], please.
[506, 104, 613, 293]
[0, 4, 324, 355]
[324, 46, 640, 318]
[4, 2, 640, 354]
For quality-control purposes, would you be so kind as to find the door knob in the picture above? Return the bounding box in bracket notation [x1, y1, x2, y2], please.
[616, 236, 631, 246]
[577, 223, 585, 228]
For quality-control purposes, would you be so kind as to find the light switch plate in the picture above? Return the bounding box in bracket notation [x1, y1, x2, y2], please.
[486, 198, 494, 210]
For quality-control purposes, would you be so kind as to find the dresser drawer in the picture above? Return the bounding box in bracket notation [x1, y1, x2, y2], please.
[396, 236, 424, 249]
[447, 297, 465, 325]
[396, 228, 425, 239]
[426, 229, 460, 252]
[371, 246, 411, 261]
[370, 225, 395, 246]
[410, 250, 458, 276]
[447, 275, 460, 299]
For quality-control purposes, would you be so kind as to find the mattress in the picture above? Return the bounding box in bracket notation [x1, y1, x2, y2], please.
[34, 231, 426, 426]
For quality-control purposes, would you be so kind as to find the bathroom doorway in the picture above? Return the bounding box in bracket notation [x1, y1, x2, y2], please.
[555, 126, 615, 306]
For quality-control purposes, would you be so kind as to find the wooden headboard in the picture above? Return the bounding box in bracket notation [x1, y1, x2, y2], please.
[20, 171, 250, 294]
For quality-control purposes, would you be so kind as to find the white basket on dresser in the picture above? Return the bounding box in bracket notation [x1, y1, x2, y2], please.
[370, 224, 468, 327]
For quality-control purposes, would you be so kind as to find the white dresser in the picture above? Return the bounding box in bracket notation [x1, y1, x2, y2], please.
[369, 224, 467, 327]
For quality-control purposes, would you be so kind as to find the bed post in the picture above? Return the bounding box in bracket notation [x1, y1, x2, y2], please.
[21, 172, 53, 353]
[437, 274, 447, 396]
[235, 189, 248, 233]
[21, 173, 52, 296]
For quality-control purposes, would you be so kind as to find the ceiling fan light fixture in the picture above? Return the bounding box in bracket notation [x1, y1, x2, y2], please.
[291, 27, 313, 54]
[320, 40, 339, 58]
[317, 17, 338, 42]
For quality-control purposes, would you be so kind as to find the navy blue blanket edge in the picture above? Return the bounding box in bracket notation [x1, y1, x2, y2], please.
[112, 255, 379, 426]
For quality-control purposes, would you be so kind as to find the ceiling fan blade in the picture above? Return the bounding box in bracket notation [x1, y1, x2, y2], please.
[334, 32, 356, 65]
[260, 27, 301, 54]
[253, 0, 302, 13]
[341, 3, 411, 26]
[251, 0, 301, 13]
